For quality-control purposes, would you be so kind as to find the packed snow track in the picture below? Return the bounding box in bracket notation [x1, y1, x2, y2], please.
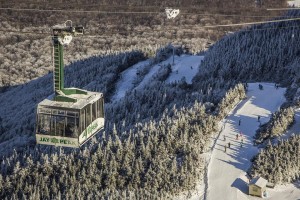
[206, 83, 300, 200]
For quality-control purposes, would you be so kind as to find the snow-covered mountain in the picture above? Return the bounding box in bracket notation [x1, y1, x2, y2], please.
[1, 10, 300, 199]
[194, 10, 300, 90]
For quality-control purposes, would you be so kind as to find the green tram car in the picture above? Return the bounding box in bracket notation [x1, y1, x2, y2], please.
[36, 91, 104, 148]
[35, 21, 105, 147]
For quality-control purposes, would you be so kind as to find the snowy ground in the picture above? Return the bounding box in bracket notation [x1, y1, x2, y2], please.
[111, 57, 300, 199]
[288, 0, 300, 7]
[165, 54, 204, 84]
[111, 60, 151, 101]
[111, 54, 203, 101]
[205, 83, 300, 200]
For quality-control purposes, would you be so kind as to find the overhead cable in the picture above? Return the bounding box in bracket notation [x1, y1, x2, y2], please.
[1, 24, 300, 38]
[0, 7, 285, 18]
[267, 7, 300, 11]
[204, 17, 300, 28]
[0, 7, 160, 14]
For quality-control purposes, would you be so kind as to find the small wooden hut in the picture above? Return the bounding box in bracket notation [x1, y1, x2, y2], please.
[249, 177, 268, 198]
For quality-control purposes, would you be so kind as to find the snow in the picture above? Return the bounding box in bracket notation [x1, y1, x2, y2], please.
[136, 54, 204, 89]
[204, 83, 300, 200]
[108, 57, 300, 200]
[273, 108, 300, 143]
[266, 181, 300, 200]
[111, 60, 151, 101]
[288, 0, 300, 7]
[112, 54, 204, 101]
[166, 54, 204, 84]
[133, 60, 160, 90]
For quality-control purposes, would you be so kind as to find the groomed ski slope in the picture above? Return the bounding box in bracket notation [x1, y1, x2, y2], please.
[112, 54, 204, 101]
[111, 59, 151, 101]
[206, 83, 300, 200]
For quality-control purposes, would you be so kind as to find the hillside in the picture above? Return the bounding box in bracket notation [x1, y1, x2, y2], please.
[0, 50, 146, 154]
[1, 2, 300, 199]
[193, 10, 300, 89]
[0, 44, 248, 199]
[0, 0, 286, 89]
[205, 83, 300, 200]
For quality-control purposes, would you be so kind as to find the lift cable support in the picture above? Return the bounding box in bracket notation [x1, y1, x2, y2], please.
[164, 8, 180, 65]
[35, 20, 105, 148]
[52, 20, 87, 102]
[2, 21, 300, 38]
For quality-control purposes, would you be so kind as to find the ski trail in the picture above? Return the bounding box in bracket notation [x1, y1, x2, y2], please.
[166, 55, 204, 84]
[207, 83, 286, 200]
[111, 60, 151, 101]
[112, 55, 204, 102]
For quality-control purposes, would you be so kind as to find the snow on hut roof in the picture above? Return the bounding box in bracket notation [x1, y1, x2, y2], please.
[250, 177, 268, 188]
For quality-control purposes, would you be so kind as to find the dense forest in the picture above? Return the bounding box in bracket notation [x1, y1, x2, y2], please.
[193, 10, 300, 92]
[0, 45, 245, 199]
[0, 0, 286, 89]
[249, 104, 300, 185]
[254, 106, 295, 144]
[1, 0, 300, 199]
[250, 135, 300, 184]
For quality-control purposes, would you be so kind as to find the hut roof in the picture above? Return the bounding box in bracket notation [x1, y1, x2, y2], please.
[250, 177, 268, 188]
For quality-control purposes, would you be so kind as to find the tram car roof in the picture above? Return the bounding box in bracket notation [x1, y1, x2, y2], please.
[38, 89, 103, 110]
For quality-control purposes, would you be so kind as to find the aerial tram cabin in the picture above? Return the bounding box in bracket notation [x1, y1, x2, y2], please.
[36, 21, 105, 148]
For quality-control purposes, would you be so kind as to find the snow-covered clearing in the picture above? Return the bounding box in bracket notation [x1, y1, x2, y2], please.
[112, 54, 203, 101]
[135, 54, 203, 90]
[288, 0, 300, 7]
[111, 60, 151, 101]
[165, 54, 204, 84]
[205, 83, 300, 200]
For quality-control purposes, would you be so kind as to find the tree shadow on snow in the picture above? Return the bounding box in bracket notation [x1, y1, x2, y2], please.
[0, 85, 19, 94]
[213, 83, 284, 173]
[293, 180, 300, 189]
